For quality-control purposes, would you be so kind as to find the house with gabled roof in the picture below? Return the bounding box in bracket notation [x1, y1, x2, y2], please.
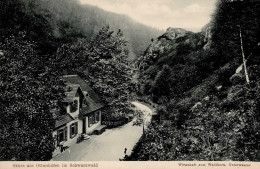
[53, 75, 105, 148]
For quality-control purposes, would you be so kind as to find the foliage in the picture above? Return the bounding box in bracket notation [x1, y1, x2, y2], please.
[137, 0, 260, 103]
[137, 31, 215, 102]
[86, 27, 133, 126]
[151, 65, 172, 103]
[126, 82, 260, 161]
[211, 0, 260, 65]
[0, 0, 152, 161]
[49, 26, 134, 127]
[129, 0, 260, 161]
[0, 34, 65, 160]
[0, 0, 79, 54]
[52, 41, 89, 76]
[0, 24, 134, 160]
[0, 0, 162, 58]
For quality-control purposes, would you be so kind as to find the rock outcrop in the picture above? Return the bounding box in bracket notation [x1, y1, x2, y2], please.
[201, 23, 213, 50]
[137, 27, 208, 71]
[163, 28, 188, 40]
[138, 28, 189, 70]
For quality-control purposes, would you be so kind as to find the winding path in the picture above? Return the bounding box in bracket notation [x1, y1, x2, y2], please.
[52, 101, 153, 161]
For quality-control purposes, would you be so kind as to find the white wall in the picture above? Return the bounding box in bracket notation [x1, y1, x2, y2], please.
[78, 118, 83, 134]
[53, 118, 83, 147]
[84, 111, 101, 134]
[67, 97, 80, 119]
[52, 130, 58, 147]
[66, 105, 70, 114]
[53, 94, 84, 148]
[53, 107, 102, 148]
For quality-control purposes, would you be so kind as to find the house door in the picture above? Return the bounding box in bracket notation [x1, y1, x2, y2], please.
[82, 118, 86, 133]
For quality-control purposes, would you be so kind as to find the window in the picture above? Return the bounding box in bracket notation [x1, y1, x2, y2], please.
[88, 112, 100, 127]
[70, 100, 78, 112]
[88, 113, 96, 127]
[57, 127, 67, 144]
[95, 111, 100, 122]
[70, 122, 78, 138]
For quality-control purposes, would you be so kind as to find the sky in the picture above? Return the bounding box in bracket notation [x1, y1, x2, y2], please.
[79, 0, 218, 32]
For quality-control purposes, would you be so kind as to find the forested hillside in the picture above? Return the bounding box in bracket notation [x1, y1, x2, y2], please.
[0, 0, 150, 160]
[0, 0, 162, 59]
[1, 0, 259, 162]
[126, 0, 260, 161]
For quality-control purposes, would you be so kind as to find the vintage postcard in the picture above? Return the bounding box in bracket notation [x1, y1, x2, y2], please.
[0, 0, 259, 169]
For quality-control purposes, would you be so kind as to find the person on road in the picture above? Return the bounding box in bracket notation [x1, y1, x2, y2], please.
[124, 148, 127, 154]
[59, 141, 64, 152]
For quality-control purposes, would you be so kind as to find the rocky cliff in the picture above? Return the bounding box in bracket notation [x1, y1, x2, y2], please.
[137, 27, 207, 71]
[137, 28, 188, 70]
[201, 23, 213, 50]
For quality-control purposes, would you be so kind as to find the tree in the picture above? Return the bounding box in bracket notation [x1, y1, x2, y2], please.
[86, 27, 133, 126]
[211, 0, 259, 70]
[52, 41, 89, 76]
[87, 26, 129, 61]
[151, 65, 172, 103]
[0, 33, 65, 160]
[239, 27, 250, 84]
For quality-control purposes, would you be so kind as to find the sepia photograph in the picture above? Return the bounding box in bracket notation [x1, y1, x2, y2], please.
[0, 0, 259, 168]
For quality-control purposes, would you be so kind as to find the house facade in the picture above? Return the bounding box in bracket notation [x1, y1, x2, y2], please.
[52, 75, 105, 147]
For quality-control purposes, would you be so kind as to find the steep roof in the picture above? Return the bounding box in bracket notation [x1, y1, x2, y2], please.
[55, 114, 74, 129]
[62, 75, 102, 103]
[63, 83, 81, 103]
[80, 95, 104, 116]
[62, 75, 92, 92]
[62, 75, 105, 115]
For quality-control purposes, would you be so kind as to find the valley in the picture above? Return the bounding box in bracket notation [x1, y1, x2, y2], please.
[0, 0, 259, 162]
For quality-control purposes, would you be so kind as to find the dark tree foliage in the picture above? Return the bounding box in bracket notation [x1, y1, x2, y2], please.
[211, 0, 260, 66]
[52, 41, 89, 76]
[0, 34, 65, 160]
[0, 0, 162, 58]
[0, 0, 146, 161]
[137, 31, 212, 102]
[0, 24, 133, 160]
[138, 0, 260, 103]
[0, 0, 58, 54]
[87, 26, 127, 61]
[128, 0, 260, 161]
[151, 65, 172, 103]
[126, 83, 260, 161]
[86, 27, 133, 127]
[47, 26, 133, 127]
